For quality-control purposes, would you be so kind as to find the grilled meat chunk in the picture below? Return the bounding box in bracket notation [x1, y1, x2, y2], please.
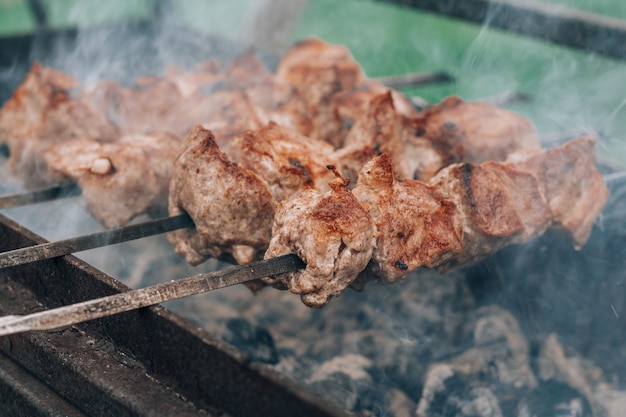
[168, 126, 276, 265]
[263, 170, 376, 308]
[353, 154, 464, 282]
[505, 135, 608, 247]
[408, 96, 540, 180]
[44, 133, 180, 228]
[0, 62, 117, 187]
[334, 91, 541, 185]
[267, 136, 607, 305]
[227, 122, 338, 201]
[168, 123, 341, 266]
[335, 91, 439, 184]
[273, 38, 417, 148]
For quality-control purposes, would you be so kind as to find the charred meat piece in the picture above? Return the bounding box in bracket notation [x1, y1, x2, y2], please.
[167, 126, 276, 266]
[353, 154, 464, 283]
[167, 123, 340, 266]
[228, 121, 338, 201]
[267, 136, 607, 305]
[335, 91, 539, 185]
[44, 133, 180, 228]
[196, 88, 265, 148]
[0, 62, 117, 187]
[263, 169, 376, 308]
[407, 96, 541, 179]
[505, 135, 608, 247]
[427, 160, 553, 271]
[273, 37, 417, 148]
[335, 91, 439, 184]
[162, 60, 222, 98]
[369, 135, 605, 280]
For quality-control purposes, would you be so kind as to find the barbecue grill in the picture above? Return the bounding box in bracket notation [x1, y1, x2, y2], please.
[1, 1, 626, 416]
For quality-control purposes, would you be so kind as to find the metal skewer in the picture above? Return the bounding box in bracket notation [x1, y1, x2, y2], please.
[375, 71, 455, 89]
[0, 183, 81, 209]
[0, 213, 194, 269]
[0, 254, 304, 337]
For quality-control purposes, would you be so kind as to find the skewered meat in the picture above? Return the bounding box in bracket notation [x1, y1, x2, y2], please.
[0, 62, 117, 187]
[44, 132, 180, 228]
[226, 121, 338, 201]
[273, 38, 418, 148]
[334, 91, 438, 184]
[407, 96, 541, 179]
[334, 91, 542, 185]
[167, 123, 340, 265]
[504, 135, 607, 247]
[263, 169, 376, 307]
[167, 126, 276, 265]
[264, 135, 607, 307]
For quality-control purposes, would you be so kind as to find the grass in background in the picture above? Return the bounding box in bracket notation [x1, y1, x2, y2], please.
[0, 0, 35, 35]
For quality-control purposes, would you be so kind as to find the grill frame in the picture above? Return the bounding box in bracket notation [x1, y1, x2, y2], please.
[378, 0, 626, 60]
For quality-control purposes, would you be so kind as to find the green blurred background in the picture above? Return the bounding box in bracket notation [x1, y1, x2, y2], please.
[1, 0, 625, 165]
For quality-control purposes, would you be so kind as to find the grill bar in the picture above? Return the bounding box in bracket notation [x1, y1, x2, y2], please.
[380, 0, 626, 60]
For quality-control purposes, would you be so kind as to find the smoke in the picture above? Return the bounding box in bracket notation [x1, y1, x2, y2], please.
[2, 2, 626, 415]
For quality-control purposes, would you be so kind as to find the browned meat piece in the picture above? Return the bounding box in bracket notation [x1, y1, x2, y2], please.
[408, 96, 541, 179]
[505, 135, 608, 247]
[167, 126, 276, 266]
[273, 37, 416, 148]
[196, 88, 265, 147]
[267, 136, 607, 305]
[162, 60, 221, 97]
[427, 161, 553, 271]
[167, 123, 340, 266]
[263, 170, 376, 307]
[0, 62, 117, 187]
[227, 122, 338, 201]
[44, 132, 180, 228]
[86, 68, 263, 148]
[335, 91, 439, 184]
[365, 135, 606, 280]
[275, 38, 367, 93]
[85, 78, 190, 137]
[352, 154, 464, 282]
[334, 92, 540, 186]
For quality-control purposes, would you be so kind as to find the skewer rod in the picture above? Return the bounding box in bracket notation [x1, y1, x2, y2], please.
[374, 71, 454, 89]
[0, 213, 194, 269]
[0, 254, 304, 337]
[0, 184, 81, 209]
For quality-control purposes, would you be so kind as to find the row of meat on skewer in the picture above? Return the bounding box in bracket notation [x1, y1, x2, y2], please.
[0, 38, 609, 306]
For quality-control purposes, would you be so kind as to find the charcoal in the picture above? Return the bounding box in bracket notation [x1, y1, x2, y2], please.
[306, 354, 374, 411]
[355, 386, 417, 417]
[310, 329, 428, 401]
[465, 181, 626, 382]
[517, 380, 592, 417]
[221, 317, 279, 364]
[416, 305, 536, 416]
[416, 366, 503, 417]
